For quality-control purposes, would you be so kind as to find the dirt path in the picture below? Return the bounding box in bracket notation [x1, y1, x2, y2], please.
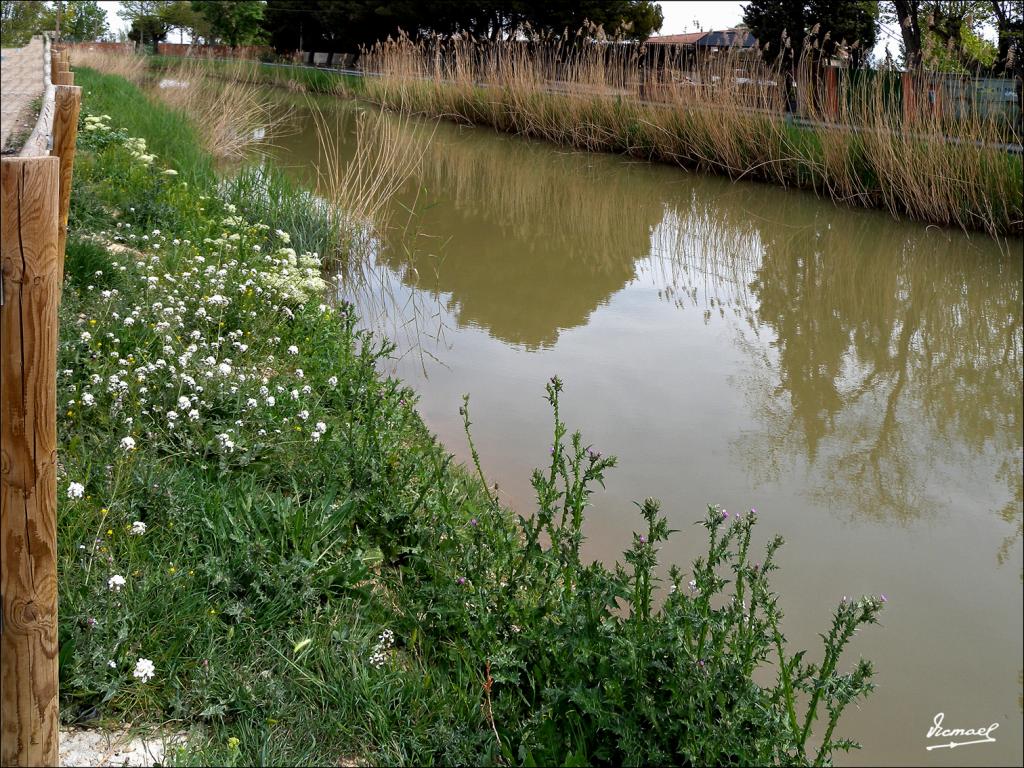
[1, 35, 46, 151]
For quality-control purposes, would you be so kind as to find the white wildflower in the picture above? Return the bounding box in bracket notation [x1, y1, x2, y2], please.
[133, 658, 155, 682]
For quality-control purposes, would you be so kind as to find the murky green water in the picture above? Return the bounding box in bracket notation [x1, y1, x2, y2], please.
[265, 95, 1023, 766]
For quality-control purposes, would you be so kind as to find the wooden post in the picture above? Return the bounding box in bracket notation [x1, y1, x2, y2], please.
[825, 67, 838, 121]
[0, 156, 62, 768]
[52, 71, 73, 87]
[51, 86, 81, 277]
[902, 71, 917, 125]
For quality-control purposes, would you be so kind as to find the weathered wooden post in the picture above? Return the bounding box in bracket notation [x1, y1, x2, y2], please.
[52, 85, 82, 278]
[824, 67, 838, 121]
[902, 70, 917, 125]
[52, 71, 74, 87]
[0, 155, 62, 768]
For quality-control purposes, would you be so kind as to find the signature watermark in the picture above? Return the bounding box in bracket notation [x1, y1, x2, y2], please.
[925, 712, 999, 751]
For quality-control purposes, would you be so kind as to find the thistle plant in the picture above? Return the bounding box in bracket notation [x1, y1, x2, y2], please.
[446, 381, 885, 766]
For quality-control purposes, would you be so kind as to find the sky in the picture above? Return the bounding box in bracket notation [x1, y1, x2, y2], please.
[99, 1, 126, 34]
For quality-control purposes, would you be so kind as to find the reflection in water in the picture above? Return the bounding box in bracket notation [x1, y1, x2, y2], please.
[266, 95, 1023, 766]
[736, 207, 1022, 525]
[383, 128, 664, 349]
[395, 125, 1023, 528]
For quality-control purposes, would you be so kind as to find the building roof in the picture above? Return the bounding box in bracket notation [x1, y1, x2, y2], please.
[646, 28, 757, 49]
[645, 32, 705, 45]
[699, 28, 757, 48]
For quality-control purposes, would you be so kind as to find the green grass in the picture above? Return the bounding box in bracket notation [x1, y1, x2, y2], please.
[77, 67, 215, 187]
[57, 68, 886, 766]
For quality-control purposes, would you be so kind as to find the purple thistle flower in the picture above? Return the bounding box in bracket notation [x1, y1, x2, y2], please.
[722, 509, 729, 519]
[457, 576, 466, 585]
[469, 518, 478, 527]
[880, 594, 887, 602]
[639, 535, 647, 544]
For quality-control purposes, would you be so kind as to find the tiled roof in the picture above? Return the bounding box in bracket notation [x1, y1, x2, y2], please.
[645, 32, 706, 45]
[645, 28, 758, 48]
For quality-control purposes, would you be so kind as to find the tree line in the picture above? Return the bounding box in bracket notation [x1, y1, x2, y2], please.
[1, 1, 1020, 78]
[742, 0, 1021, 76]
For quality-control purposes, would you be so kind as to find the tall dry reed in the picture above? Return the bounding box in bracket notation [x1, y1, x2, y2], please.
[150, 58, 278, 159]
[68, 48, 147, 83]
[308, 99, 435, 252]
[362, 31, 1022, 236]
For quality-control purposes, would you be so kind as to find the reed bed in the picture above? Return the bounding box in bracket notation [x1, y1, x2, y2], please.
[309, 99, 434, 240]
[68, 48, 147, 83]
[363, 33, 1023, 236]
[151, 55, 361, 96]
[70, 50, 279, 159]
[149, 58, 278, 159]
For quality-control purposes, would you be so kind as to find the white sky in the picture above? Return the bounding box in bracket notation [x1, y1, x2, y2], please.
[99, 1, 126, 34]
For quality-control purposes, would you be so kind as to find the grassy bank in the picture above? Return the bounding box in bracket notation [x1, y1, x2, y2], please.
[149, 54, 364, 96]
[59, 67, 884, 766]
[363, 36, 1023, 237]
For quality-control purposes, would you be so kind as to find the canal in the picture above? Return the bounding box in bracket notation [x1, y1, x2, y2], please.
[266, 95, 1023, 767]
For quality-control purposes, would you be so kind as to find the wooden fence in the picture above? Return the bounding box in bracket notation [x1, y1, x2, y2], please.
[156, 42, 273, 60]
[1, 38, 80, 768]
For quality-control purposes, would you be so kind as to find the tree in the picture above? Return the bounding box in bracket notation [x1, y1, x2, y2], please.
[806, 0, 878, 68]
[118, 0, 174, 47]
[508, 1, 664, 41]
[160, 0, 209, 43]
[744, 0, 877, 68]
[890, 0, 924, 66]
[990, 0, 1023, 76]
[0, 0, 48, 46]
[885, 1, 1002, 70]
[261, 0, 661, 57]
[742, 0, 808, 66]
[55, 0, 109, 42]
[192, 0, 266, 47]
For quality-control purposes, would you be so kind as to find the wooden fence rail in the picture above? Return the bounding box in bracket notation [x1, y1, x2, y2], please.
[1, 34, 80, 768]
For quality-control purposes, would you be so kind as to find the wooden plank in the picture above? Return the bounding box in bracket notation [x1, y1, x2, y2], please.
[0, 156, 61, 768]
[51, 86, 81, 278]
